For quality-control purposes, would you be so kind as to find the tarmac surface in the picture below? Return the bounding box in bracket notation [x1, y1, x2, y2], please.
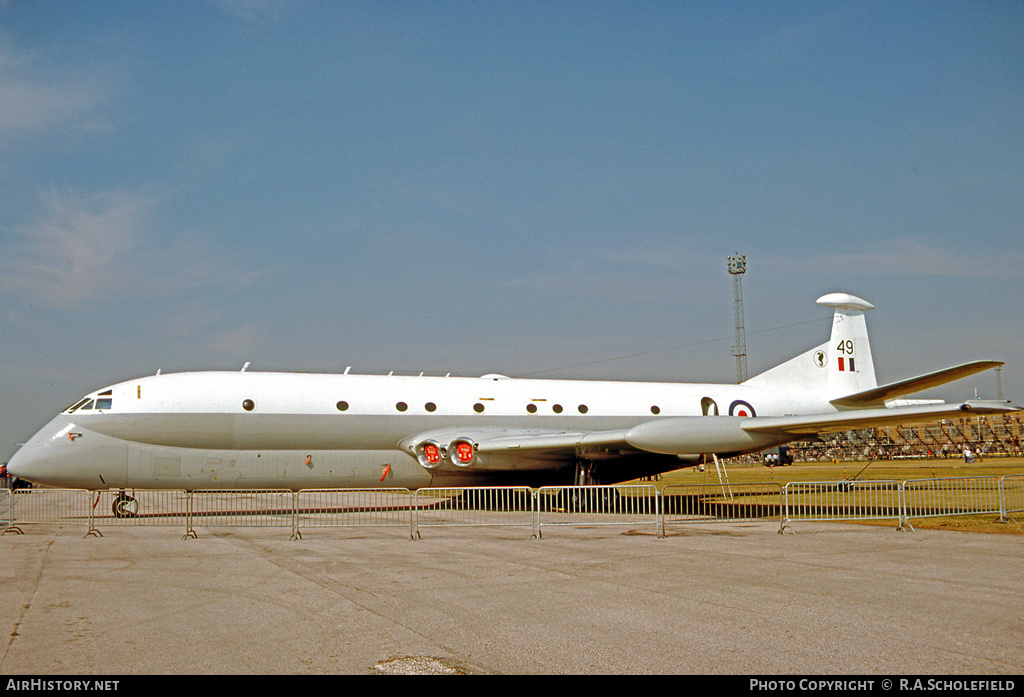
[0, 520, 1021, 675]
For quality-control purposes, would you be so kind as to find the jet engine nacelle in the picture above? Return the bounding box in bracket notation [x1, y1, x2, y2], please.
[624, 416, 786, 455]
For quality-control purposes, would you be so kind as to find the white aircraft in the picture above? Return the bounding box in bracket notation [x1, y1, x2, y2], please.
[7, 293, 1017, 499]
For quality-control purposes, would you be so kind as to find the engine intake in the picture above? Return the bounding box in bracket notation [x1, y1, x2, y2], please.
[449, 438, 476, 467]
[415, 440, 444, 469]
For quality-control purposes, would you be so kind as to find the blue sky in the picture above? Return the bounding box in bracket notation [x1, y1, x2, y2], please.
[1, 1, 1022, 462]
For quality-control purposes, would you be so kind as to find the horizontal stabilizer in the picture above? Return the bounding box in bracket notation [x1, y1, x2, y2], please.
[829, 361, 1004, 408]
[743, 400, 1020, 436]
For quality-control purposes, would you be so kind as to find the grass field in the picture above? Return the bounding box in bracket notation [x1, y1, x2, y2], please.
[635, 456, 1024, 535]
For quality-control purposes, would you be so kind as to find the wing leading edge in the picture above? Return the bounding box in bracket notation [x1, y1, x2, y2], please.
[829, 360, 1004, 408]
[741, 399, 1019, 437]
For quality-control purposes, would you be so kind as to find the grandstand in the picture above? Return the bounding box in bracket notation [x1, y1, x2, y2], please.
[769, 413, 1022, 463]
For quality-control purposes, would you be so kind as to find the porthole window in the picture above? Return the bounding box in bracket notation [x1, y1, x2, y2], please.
[425, 402, 437, 412]
[552, 404, 563, 414]
[526, 403, 538, 414]
[651, 406, 661, 415]
[578, 405, 589, 414]
[396, 402, 408, 412]
[242, 399, 255, 412]
[337, 401, 349, 412]
[473, 402, 485, 413]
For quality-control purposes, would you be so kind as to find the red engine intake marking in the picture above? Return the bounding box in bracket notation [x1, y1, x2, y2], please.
[422, 443, 440, 464]
[455, 441, 474, 464]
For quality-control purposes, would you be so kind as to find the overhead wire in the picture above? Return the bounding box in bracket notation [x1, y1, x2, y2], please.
[513, 317, 831, 378]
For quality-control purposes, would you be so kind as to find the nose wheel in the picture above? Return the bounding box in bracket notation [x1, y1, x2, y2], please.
[113, 492, 138, 518]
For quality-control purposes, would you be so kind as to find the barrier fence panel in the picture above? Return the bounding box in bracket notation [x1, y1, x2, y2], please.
[901, 477, 1002, 527]
[661, 483, 782, 532]
[88, 490, 191, 532]
[535, 485, 659, 537]
[187, 490, 296, 535]
[1, 489, 94, 535]
[1001, 475, 1024, 522]
[295, 488, 414, 538]
[412, 487, 534, 538]
[1, 489, 12, 532]
[782, 480, 904, 533]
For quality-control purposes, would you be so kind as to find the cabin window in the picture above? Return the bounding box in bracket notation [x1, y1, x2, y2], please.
[425, 402, 437, 412]
[96, 398, 113, 410]
[396, 402, 408, 412]
[578, 405, 589, 414]
[526, 403, 538, 414]
[552, 404, 563, 414]
[337, 401, 349, 411]
[651, 406, 661, 415]
[242, 399, 255, 412]
[474, 402, 485, 413]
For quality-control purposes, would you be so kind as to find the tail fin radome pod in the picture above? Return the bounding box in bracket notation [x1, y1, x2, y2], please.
[743, 292, 878, 399]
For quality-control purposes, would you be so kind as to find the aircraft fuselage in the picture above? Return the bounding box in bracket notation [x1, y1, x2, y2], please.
[11, 370, 817, 491]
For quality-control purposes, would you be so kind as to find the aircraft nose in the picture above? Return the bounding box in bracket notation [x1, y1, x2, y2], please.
[5, 415, 75, 486]
[6, 442, 40, 482]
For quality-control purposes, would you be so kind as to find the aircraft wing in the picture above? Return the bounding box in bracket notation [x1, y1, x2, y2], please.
[401, 400, 1020, 467]
[742, 399, 1019, 436]
[829, 360, 1003, 408]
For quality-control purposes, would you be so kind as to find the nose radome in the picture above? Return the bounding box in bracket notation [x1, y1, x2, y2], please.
[6, 443, 37, 481]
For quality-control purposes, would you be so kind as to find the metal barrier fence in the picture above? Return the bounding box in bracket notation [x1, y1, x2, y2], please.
[1, 489, 13, 532]
[412, 487, 534, 538]
[2, 488, 105, 536]
[3, 477, 1023, 538]
[93, 489, 190, 532]
[1001, 474, 1024, 522]
[296, 488, 414, 539]
[781, 480, 904, 533]
[662, 482, 782, 533]
[534, 485, 659, 538]
[901, 477, 1002, 531]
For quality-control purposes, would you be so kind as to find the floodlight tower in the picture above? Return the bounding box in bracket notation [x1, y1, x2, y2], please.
[727, 253, 748, 383]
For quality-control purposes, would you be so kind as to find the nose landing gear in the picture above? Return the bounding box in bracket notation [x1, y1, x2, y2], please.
[113, 491, 138, 518]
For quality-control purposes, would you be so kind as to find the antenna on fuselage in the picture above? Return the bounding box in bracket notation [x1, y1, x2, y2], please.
[241, 362, 251, 372]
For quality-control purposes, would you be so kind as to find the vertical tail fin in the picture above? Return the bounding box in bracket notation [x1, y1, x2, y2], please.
[818, 292, 877, 396]
[744, 293, 878, 399]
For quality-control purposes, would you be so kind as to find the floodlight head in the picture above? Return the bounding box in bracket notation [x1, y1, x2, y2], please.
[727, 253, 747, 274]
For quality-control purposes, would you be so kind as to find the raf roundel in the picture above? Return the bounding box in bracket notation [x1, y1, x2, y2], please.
[729, 400, 756, 418]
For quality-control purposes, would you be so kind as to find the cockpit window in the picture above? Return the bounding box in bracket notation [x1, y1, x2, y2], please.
[63, 396, 113, 413]
[64, 398, 91, 414]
